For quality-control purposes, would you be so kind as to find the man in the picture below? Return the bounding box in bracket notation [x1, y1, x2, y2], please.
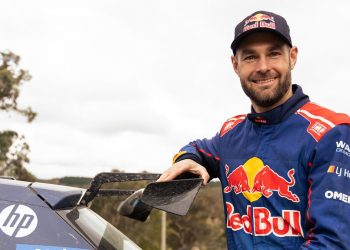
[158, 10, 350, 250]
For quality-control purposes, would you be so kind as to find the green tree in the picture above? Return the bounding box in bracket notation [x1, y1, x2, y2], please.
[0, 50, 37, 181]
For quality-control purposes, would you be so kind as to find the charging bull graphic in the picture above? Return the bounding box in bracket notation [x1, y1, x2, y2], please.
[224, 158, 300, 203]
[252, 165, 299, 202]
[224, 165, 250, 194]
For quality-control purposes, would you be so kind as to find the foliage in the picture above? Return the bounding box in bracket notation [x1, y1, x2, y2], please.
[0, 50, 37, 181]
[0, 131, 36, 181]
[58, 176, 92, 187]
[0, 50, 36, 122]
[166, 184, 226, 250]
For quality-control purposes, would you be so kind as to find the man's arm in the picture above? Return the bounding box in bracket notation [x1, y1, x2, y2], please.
[157, 134, 221, 185]
[157, 159, 210, 184]
[300, 124, 350, 249]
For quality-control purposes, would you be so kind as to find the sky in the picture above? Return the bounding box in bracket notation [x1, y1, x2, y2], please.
[0, 0, 349, 179]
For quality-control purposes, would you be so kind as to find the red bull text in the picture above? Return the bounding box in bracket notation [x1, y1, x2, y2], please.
[226, 203, 304, 237]
[243, 13, 276, 32]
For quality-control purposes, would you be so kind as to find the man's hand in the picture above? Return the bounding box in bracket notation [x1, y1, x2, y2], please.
[157, 159, 210, 185]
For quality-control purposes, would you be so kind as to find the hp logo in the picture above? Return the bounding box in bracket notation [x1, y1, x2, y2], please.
[0, 204, 38, 237]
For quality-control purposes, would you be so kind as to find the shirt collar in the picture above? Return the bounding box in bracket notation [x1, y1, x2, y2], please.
[247, 84, 310, 125]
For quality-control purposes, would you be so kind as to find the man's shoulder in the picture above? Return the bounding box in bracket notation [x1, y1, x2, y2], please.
[297, 102, 350, 125]
[219, 114, 247, 137]
[296, 102, 350, 142]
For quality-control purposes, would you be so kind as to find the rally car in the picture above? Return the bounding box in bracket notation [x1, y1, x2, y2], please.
[0, 173, 203, 250]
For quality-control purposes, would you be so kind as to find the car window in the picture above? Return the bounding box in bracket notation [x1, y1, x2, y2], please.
[57, 206, 142, 250]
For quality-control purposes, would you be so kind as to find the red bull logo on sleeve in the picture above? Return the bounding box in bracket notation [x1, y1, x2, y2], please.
[243, 13, 276, 32]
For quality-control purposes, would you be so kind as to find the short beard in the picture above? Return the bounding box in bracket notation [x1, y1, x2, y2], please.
[240, 69, 292, 108]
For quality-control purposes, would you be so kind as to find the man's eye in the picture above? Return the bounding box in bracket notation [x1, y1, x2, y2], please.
[243, 55, 256, 61]
[269, 51, 281, 58]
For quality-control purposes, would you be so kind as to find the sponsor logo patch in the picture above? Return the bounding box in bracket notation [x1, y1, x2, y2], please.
[220, 115, 246, 137]
[0, 204, 38, 238]
[243, 13, 276, 32]
[336, 140, 350, 157]
[327, 164, 350, 180]
[296, 108, 334, 142]
[325, 190, 350, 204]
[224, 158, 303, 237]
[310, 122, 327, 136]
[224, 157, 300, 203]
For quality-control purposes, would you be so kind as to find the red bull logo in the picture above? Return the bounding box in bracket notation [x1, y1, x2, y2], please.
[224, 157, 299, 202]
[224, 157, 303, 237]
[243, 13, 276, 32]
[226, 203, 304, 237]
[244, 13, 275, 26]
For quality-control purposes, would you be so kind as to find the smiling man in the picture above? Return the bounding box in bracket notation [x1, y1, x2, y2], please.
[232, 31, 297, 113]
[158, 11, 350, 249]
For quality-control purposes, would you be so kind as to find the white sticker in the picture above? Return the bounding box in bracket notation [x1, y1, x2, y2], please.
[0, 204, 38, 237]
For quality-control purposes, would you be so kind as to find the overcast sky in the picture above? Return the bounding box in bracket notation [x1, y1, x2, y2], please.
[0, 0, 349, 179]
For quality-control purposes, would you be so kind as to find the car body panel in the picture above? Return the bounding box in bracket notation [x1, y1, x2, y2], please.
[0, 200, 93, 249]
[0, 179, 46, 207]
[31, 182, 85, 209]
[0, 178, 141, 250]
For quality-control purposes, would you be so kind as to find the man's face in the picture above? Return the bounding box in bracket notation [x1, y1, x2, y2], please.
[232, 32, 298, 112]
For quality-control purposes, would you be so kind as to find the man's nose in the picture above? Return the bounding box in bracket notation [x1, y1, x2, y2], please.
[256, 57, 270, 73]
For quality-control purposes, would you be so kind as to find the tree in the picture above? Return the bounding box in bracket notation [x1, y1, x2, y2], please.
[0, 50, 37, 181]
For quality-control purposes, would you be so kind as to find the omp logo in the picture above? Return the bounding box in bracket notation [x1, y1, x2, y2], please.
[0, 204, 38, 237]
[336, 141, 350, 157]
[310, 122, 326, 135]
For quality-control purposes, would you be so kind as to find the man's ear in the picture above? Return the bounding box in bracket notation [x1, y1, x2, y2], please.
[290, 46, 298, 70]
[231, 55, 239, 74]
